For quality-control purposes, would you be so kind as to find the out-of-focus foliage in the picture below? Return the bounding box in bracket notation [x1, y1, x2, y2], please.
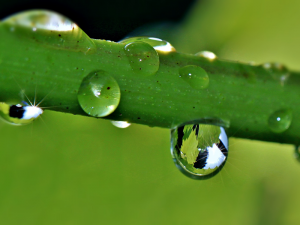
[174, 0, 300, 70]
[1, 0, 300, 224]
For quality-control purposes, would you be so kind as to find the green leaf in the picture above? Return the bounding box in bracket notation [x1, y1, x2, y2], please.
[180, 126, 198, 164]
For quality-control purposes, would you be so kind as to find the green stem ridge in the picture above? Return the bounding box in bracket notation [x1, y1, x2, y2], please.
[0, 20, 299, 145]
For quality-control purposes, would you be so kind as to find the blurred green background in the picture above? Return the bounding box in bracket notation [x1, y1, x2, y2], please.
[1, 0, 300, 224]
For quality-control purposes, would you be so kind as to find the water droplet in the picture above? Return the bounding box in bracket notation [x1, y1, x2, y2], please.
[171, 123, 228, 179]
[262, 62, 290, 86]
[111, 121, 131, 128]
[2, 10, 95, 53]
[294, 146, 300, 163]
[124, 41, 159, 77]
[0, 102, 42, 125]
[179, 65, 209, 89]
[267, 109, 292, 133]
[77, 71, 121, 117]
[120, 36, 176, 53]
[195, 51, 217, 61]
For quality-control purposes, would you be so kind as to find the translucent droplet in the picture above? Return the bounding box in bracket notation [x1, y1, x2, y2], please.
[267, 109, 292, 133]
[77, 71, 121, 117]
[171, 123, 228, 179]
[124, 41, 159, 77]
[0, 102, 42, 125]
[262, 62, 290, 86]
[120, 36, 176, 53]
[2, 10, 95, 53]
[111, 121, 131, 128]
[179, 65, 209, 89]
[195, 51, 217, 61]
[294, 146, 300, 163]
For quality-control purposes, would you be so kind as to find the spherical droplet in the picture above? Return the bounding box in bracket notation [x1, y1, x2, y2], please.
[2, 10, 95, 53]
[267, 109, 292, 133]
[77, 71, 121, 117]
[111, 121, 131, 128]
[195, 51, 217, 61]
[120, 36, 176, 53]
[262, 62, 290, 86]
[124, 41, 159, 77]
[171, 123, 228, 179]
[179, 65, 209, 89]
[0, 102, 41, 125]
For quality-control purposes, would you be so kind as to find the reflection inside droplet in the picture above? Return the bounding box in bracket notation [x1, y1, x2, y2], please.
[120, 36, 176, 53]
[171, 123, 228, 179]
[3, 10, 78, 31]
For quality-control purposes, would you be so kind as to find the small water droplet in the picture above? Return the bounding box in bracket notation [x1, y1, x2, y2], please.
[179, 65, 209, 89]
[262, 62, 290, 86]
[2, 10, 95, 53]
[171, 123, 228, 179]
[124, 41, 159, 77]
[120, 36, 176, 53]
[111, 121, 131, 128]
[267, 109, 292, 133]
[294, 146, 300, 163]
[77, 71, 121, 117]
[195, 51, 217, 61]
[0, 102, 42, 125]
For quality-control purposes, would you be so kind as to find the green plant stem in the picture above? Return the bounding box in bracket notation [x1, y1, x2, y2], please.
[0, 22, 299, 145]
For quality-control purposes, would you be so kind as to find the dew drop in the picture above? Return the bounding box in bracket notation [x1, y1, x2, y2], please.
[262, 62, 290, 86]
[124, 41, 159, 77]
[267, 109, 292, 133]
[171, 123, 228, 179]
[294, 146, 300, 163]
[111, 121, 131, 128]
[77, 71, 121, 117]
[2, 10, 95, 53]
[120, 36, 176, 53]
[195, 51, 217, 61]
[179, 65, 209, 89]
[0, 102, 42, 125]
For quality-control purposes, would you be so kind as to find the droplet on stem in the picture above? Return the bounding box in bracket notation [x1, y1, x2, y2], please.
[267, 109, 292, 133]
[111, 121, 131, 128]
[77, 71, 121, 117]
[2, 10, 96, 53]
[195, 51, 217, 61]
[179, 65, 209, 89]
[124, 41, 160, 77]
[120, 36, 176, 53]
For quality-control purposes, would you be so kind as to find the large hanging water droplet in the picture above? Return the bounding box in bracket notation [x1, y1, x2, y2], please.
[124, 41, 159, 77]
[111, 121, 131, 128]
[195, 51, 217, 62]
[262, 62, 290, 86]
[120, 36, 176, 53]
[179, 65, 209, 89]
[267, 109, 292, 133]
[2, 10, 95, 53]
[77, 71, 121, 117]
[0, 102, 42, 125]
[171, 123, 228, 179]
